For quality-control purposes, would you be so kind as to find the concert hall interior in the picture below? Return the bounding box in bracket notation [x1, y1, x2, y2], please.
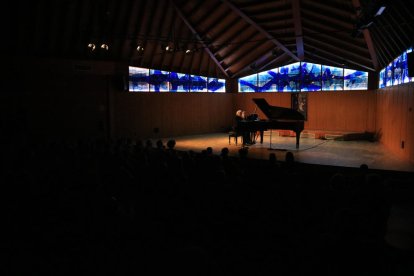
[3, 1, 414, 275]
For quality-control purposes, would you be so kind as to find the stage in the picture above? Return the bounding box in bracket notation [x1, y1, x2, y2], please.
[166, 131, 414, 173]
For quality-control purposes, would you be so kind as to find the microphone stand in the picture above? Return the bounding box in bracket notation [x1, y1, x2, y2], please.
[269, 129, 273, 150]
[268, 129, 287, 151]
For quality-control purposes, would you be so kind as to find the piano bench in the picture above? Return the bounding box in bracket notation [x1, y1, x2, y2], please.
[228, 131, 243, 145]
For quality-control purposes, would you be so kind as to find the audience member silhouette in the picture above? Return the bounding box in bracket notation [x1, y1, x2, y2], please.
[6, 136, 412, 276]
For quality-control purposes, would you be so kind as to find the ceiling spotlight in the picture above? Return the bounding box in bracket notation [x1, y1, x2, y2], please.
[136, 45, 144, 52]
[87, 43, 96, 51]
[375, 6, 386, 16]
[100, 43, 109, 50]
[185, 49, 192, 54]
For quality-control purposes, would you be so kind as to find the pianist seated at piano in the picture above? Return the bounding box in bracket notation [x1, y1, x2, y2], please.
[234, 109, 256, 145]
[236, 98, 305, 149]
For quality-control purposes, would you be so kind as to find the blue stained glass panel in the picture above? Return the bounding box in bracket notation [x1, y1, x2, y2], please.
[393, 55, 404, 85]
[300, 62, 321, 91]
[191, 75, 208, 92]
[170, 72, 191, 92]
[149, 69, 170, 92]
[322, 65, 343, 91]
[239, 75, 258, 92]
[402, 49, 412, 84]
[207, 78, 226, 92]
[129, 67, 225, 92]
[385, 64, 393, 87]
[344, 69, 368, 90]
[258, 69, 278, 92]
[237, 63, 368, 92]
[378, 48, 414, 89]
[280, 62, 300, 92]
[379, 68, 386, 88]
[129, 66, 150, 92]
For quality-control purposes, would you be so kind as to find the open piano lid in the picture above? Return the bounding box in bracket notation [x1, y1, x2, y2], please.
[253, 98, 305, 120]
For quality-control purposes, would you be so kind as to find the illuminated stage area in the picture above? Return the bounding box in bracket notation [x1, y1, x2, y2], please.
[168, 132, 414, 173]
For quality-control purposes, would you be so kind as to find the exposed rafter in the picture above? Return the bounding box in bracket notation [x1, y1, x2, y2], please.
[171, 0, 229, 78]
[306, 41, 375, 71]
[352, 0, 379, 70]
[307, 52, 345, 68]
[361, 29, 379, 70]
[6, 0, 414, 78]
[257, 53, 290, 73]
[305, 36, 372, 64]
[302, 26, 367, 54]
[222, 0, 299, 62]
[292, 0, 304, 60]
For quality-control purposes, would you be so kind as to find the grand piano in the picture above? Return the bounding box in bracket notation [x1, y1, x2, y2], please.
[237, 98, 305, 148]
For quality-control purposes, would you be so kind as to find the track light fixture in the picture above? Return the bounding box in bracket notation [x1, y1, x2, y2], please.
[157, 41, 200, 54]
[87, 43, 96, 51]
[375, 6, 386, 16]
[352, 1, 386, 37]
[166, 44, 174, 52]
[86, 41, 110, 54]
[100, 43, 109, 50]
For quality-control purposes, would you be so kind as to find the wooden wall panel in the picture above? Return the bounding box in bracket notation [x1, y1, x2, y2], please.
[233, 91, 376, 133]
[112, 92, 234, 139]
[114, 89, 378, 141]
[408, 84, 414, 164]
[232, 93, 292, 120]
[376, 83, 414, 163]
[306, 91, 376, 132]
[4, 57, 412, 166]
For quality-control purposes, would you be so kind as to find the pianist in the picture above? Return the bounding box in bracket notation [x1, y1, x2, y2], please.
[234, 109, 254, 145]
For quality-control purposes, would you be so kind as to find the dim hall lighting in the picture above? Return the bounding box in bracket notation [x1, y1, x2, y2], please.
[375, 6, 386, 16]
[87, 43, 96, 51]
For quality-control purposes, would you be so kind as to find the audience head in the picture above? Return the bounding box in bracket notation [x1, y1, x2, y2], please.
[145, 139, 153, 148]
[135, 139, 143, 148]
[360, 163, 369, 171]
[156, 139, 164, 149]
[269, 153, 277, 164]
[285, 151, 294, 163]
[220, 147, 229, 157]
[238, 147, 248, 158]
[166, 139, 176, 149]
[329, 172, 348, 191]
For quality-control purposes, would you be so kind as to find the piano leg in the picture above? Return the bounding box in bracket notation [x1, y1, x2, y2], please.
[259, 130, 264, 144]
[295, 131, 300, 148]
[250, 131, 255, 144]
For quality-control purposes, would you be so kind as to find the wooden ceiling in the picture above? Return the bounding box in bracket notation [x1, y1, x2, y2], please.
[5, 0, 414, 79]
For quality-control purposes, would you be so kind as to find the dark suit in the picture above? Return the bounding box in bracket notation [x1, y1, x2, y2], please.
[234, 115, 252, 145]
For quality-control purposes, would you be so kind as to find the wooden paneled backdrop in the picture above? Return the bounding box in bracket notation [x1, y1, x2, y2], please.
[232, 91, 377, 133]
[376, 83, 414, 164]
[2, 59, 413, 165]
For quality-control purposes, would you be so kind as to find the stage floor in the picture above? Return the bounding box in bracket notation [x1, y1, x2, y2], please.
[166, 132, 414, 173]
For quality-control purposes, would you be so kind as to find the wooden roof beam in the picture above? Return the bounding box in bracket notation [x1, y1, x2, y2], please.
[292, 0, 304, 60]
[171, 0, 229, 78]
[352, 0, 379, 71]
[222, 0, 299, 62]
